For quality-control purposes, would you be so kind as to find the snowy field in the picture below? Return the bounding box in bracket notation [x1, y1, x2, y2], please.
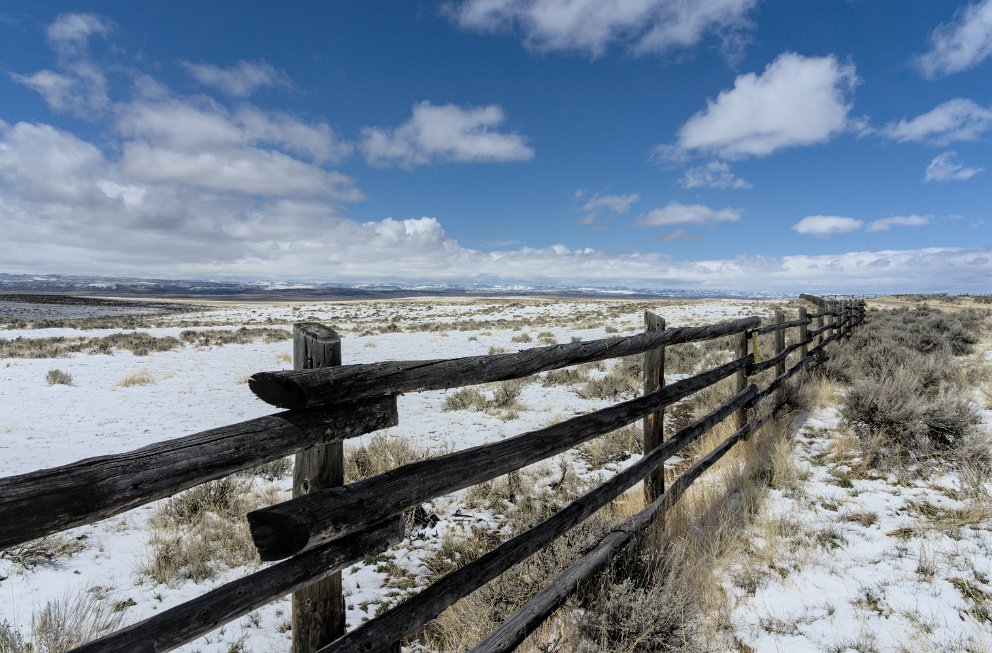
[1, 296, 989, 652]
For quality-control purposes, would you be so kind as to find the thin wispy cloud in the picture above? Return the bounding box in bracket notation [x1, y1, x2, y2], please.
[576, 192, 639, 230]
[360, 102, 534, 168]
[182, 60, 292, 97]
[663, 53, 859, 160]
[795, 214, 932, 236]
[679, 161, 751, 189]
[792, 215, 863, 236]
[10, 12, 112, 117]
[883, 98, 992, 145]
[636, 202, 741, 228]
[866, 215, 931, 232]
[447, 0, 758, 58]
[924, 151, 984, 183]
[580, 192, 640, 215]
[917, 0, 992, 78]
[655, 228, 702, 242]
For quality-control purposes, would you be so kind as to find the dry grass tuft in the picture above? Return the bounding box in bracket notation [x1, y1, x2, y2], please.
[345, 433, 434, 483]
[116, 368, 155, 387]
[142, 476, 277, 585]
[0, 589, 125, 653]
[577, 424, 642, 468]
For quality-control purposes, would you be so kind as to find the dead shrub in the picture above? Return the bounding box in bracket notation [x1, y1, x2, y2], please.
[45, 369, 72, 386]
[442, 388, 487, 412]
[1, 534, 85, 569]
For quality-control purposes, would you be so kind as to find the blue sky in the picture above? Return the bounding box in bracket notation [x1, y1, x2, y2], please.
[0, 1, 990, 292]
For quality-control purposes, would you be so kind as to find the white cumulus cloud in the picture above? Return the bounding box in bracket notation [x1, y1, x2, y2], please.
[447, 0, 758, 58]
[181, 60, 292, 97]
[360, 102, 534, 168]
[884, 98, 992, 145]
[669, 52, 859, 159]
[924, 151, 984, 183]
[792, 215, 863, 236]
[917, 0, 992, 78]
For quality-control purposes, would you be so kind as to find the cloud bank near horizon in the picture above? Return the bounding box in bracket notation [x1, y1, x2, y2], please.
[1, 12, 988, 295]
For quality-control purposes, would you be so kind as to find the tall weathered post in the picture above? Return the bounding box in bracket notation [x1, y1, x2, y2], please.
[734, 329, 749, 432]
[643, 312, 665, 504]
[291, 324, 344, 653]
[798, 307, 808, 359]
[773, 309, 786, 378]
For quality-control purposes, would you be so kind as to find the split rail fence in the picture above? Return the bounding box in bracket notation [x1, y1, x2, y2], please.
[0, 294, 866, 653]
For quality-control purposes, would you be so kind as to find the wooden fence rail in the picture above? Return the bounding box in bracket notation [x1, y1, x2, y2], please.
[0, 294, 865, 653]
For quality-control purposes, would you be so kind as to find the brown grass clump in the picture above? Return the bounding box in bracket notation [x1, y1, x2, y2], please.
[441, 380, 527, 419]
[540, 367, 588, 387]
[578, 356, 641, 400]
[142, 476, 277, 585]
[577, 424, 642, 468]
[536, 331, 557, 345]
[345, 433, 433, 483]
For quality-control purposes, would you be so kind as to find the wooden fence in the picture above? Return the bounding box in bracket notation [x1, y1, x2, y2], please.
[0, 295, 866, 653]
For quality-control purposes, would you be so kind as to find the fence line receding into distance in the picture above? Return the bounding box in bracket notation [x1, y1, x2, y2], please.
[0, 294, 866, 653]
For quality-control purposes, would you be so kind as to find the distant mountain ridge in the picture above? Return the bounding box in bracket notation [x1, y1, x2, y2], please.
[0, 273, 788, 300]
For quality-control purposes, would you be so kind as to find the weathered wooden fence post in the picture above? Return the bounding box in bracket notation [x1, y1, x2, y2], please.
[734, 329, 749, 432]
[773, 309, 786, 378]
[643, 311, 665, 504]
[798, 307, 808, 359]
[291, 324, 345, 653]
[815, 313, 824, 350]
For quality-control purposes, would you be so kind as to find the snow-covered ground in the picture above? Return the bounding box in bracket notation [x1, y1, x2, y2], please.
[721, 402, 992, 652]
[0, 297, 767, 652]
[2, 296, 988, 652]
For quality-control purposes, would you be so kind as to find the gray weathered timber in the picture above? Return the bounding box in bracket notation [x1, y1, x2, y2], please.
[815, 315, 824, 348]
[773, 310, 787, 379]
[799, 292, 828, 308]
[470, 419, 762, 653]
[642, 311, 665, 503]
[754, 355, 813, 405]
[0, 397, 397, 550]
[291, 324, 345, 653]
[799, 308, 808, 359]
[70, 518, 404, 653]
[808, 321, 839, 338]
[748, 336, 813, 375]
[753, 318, 810, 335]
[247, 355, 752, 560]
[734, 331, 749, 431]
[316, 385, 758, 653]
[248, 317, 761, 409]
